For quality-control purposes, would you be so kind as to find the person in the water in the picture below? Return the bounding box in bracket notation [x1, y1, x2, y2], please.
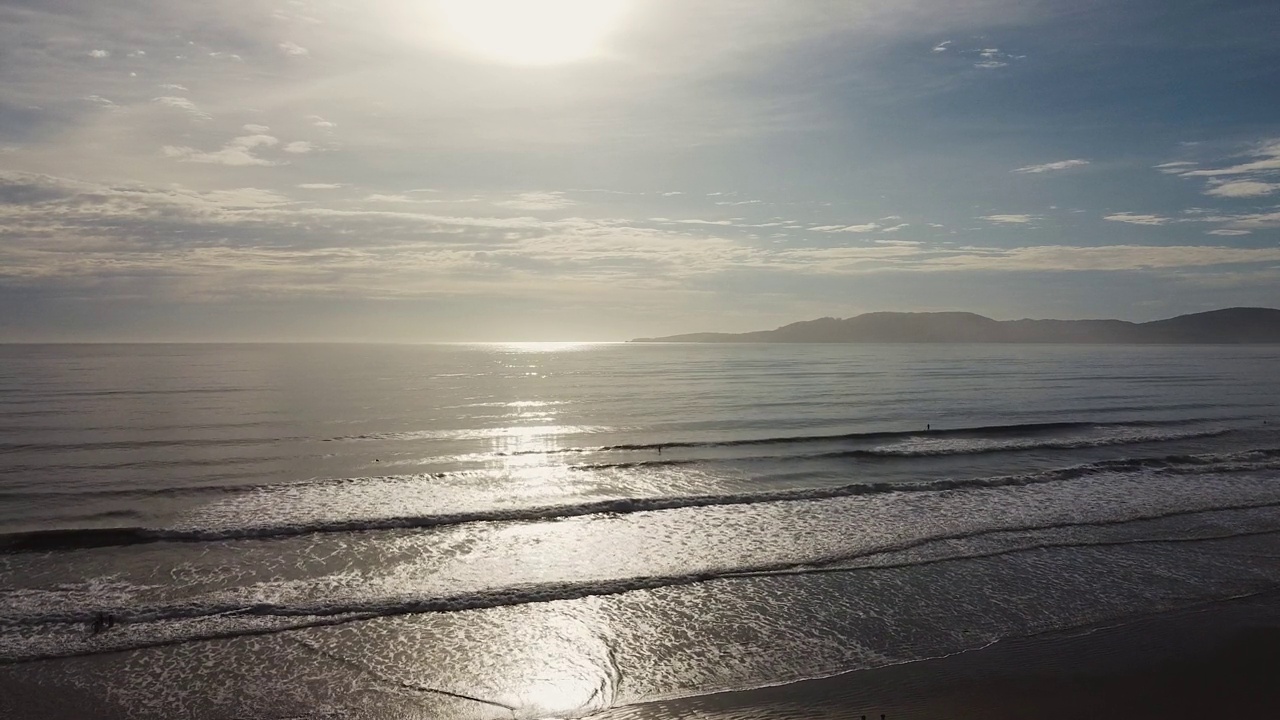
[91, 612, 116, 634]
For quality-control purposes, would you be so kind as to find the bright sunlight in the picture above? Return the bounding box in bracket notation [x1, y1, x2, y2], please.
[433, 0, 630, 66]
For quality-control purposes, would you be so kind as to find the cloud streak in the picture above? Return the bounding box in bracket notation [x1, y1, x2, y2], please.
[162, 135, 283, 166]
[1103, 213, 1169, 226]
[1013, 159, 1089, 174]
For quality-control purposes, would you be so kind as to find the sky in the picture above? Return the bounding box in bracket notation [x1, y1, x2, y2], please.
[1, 0, 1279, 341]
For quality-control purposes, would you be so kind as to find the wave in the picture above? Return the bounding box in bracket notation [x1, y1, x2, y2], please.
[3, 511, 1279, 665]
[0, 469, 476, 502]
[570, 428, 1234, 469]
[502, 419, 1218, 456]
[0, 436, 301, 454]
[4, 448, 1278, 554]
[325, 425, 615, 442]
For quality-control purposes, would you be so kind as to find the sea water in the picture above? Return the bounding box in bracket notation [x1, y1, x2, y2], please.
[1, 342, 1278, 718]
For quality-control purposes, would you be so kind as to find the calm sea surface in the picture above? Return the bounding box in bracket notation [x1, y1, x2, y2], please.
[2, 342, 1279, 718]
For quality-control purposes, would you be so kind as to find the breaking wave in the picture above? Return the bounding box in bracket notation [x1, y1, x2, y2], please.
[3, 447, 1277, 553]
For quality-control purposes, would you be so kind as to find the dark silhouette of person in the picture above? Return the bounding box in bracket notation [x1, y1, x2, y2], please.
[926, 424, 931, 431]
[91, 612, 116, 634]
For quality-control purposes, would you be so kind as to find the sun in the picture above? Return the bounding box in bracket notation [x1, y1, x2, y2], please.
[433, 0, 630, 66]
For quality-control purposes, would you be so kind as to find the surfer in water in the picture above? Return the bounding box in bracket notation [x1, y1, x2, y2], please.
[91, 612, 116, 634]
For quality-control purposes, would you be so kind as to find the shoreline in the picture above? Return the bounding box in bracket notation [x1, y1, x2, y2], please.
[598, 592, 1280, 719]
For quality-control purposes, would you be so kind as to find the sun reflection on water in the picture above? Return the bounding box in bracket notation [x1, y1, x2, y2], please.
[494, 341, 613, 353]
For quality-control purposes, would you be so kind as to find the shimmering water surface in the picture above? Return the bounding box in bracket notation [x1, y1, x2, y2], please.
[2, 342, 1279, 719]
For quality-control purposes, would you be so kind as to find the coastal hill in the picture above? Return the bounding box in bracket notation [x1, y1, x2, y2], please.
[631, 307, 1280, 344]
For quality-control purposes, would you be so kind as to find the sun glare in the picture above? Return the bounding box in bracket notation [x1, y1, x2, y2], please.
[433, 0, 629, 66]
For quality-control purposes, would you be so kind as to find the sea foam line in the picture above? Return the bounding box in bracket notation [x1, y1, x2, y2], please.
[1, 448, 1278, 554]
[3, 505, 1279, 665]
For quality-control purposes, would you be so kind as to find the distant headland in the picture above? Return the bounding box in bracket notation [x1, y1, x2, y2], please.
[631, 307, 1280, 344]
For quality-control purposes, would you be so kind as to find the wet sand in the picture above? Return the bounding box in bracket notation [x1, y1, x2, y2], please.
[600, 593, 1280, 720]
[2, 594, 1277, 719]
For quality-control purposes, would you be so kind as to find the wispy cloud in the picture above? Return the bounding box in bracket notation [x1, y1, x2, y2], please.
[1166, 139, 1280, 198]
[1178, 140, 1280, 178]
[916, 245, 1280, 272]
[1103, 212, 1169, 226]
[278, 41, 309, 57]
[811, 223, 880, 233]
[298, 183, 345, 190]
[162, 134, 282, 166]
[495, 192, 575, 211]
[1204, 180, 1280, 198]
[982, 214, 1035, 224]
[1013, 159, 1089, 174]
[153, 96, 211, 121]
[974, 48, 1009, 69]
[4, 171, 1279, 319]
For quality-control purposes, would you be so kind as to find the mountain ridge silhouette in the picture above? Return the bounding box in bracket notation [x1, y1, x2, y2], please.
[631, 307, 1280, 343]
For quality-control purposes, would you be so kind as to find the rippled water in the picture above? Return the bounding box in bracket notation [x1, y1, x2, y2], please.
[1, 342, 1279, 718]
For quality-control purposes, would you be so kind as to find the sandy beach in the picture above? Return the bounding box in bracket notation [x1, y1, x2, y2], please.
[599, 592, 1280, 720]
[5, 593, 1274, 720]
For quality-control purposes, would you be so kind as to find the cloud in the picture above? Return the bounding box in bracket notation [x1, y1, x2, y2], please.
[243, 124, 270, 133]
[5, 170, 1280, 318]
[494, 192, 574, 210]
[88, 50, 110, 58]
[1103, 212, 1169, 226]
[278, 41, 309, 57]
[1013, 159, 1089, 174]
[982, 214, 1035, 224]
[1207, 229, 1251, 236]
[153, 96, 211, 120]
[811, 223, 880, 232]
[1203, 180, 1280, 198]
[1167, 139, 1280, 198]
[1178, 140, 1280, 178]
[974, 48, 1010, 69]
[298, 183, 345, 190]
[880, 223, 909, 232]
[1193, 210, 1280, 232]
[306, 115, 337, 128]
[162, 134, 282, 166]
[932, 41, 951, 53]
[916, 245, 1280, 272]
[283, 141, 315, 154]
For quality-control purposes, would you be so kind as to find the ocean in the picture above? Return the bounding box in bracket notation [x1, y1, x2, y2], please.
[1, 342, 1279, 719]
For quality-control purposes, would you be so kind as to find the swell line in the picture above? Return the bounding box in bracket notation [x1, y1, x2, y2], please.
[4, 448, 1279, 553]
[570, 428, 1235, 469]
[4, 504, 1278, 665]
[502, 419, 1207, 456]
